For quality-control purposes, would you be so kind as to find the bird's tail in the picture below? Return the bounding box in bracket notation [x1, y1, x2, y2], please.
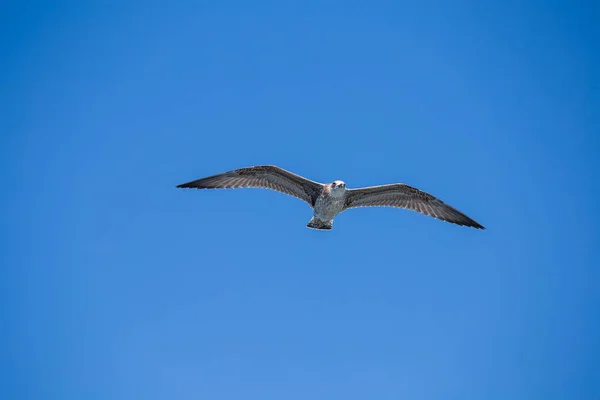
[306, 217, 333, 230]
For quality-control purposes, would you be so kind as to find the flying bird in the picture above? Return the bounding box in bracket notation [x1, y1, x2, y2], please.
[176, 165, 485, 231]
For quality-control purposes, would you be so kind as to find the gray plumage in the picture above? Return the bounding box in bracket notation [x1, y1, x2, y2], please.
[177, 165, 485, 230]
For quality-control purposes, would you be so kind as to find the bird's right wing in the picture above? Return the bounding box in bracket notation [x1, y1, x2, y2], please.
[344, 183, 485, 229]
[176, 165, 323, 206]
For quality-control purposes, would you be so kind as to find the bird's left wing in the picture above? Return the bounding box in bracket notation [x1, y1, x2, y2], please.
[343, 183, 485, 229]
[176, 165, 323, 206]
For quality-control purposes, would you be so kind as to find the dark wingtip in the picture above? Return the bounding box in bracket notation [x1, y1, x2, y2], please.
[471, 222, 486, 230]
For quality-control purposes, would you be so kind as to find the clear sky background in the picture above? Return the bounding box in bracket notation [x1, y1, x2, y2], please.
[2, 1, 599, 399]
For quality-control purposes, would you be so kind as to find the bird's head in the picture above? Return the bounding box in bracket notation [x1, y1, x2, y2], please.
[331, 180, 346, 191]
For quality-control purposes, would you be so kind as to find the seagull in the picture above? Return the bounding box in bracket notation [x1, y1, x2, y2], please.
[176, 165, 485, 231]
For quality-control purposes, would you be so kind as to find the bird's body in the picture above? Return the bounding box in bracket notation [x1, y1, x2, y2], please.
[177, 165, 485, 231]
[309, 181, 347, 229]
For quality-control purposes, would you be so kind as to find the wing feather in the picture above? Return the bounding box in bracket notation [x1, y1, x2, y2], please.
[176, 165, 323, 206]
[344, 183, 485, 229]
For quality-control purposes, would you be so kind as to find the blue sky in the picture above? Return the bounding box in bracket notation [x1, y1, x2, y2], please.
[2, 1, 599, 399]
